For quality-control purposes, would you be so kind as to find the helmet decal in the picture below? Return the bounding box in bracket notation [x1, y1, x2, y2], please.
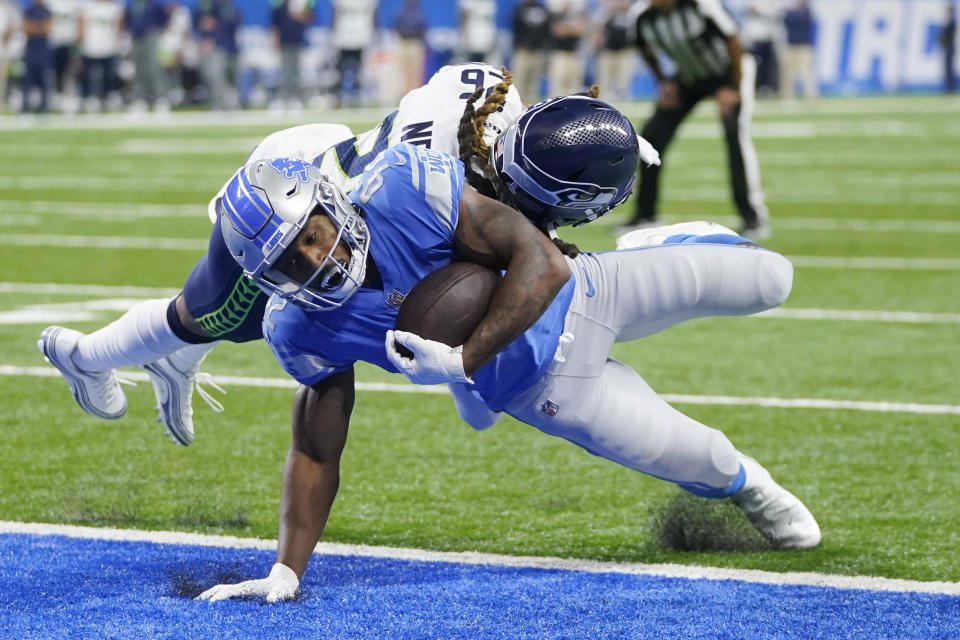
[268, 157, 313, 183]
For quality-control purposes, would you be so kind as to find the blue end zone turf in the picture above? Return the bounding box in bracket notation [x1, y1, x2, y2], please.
[0, 533, 957, 639]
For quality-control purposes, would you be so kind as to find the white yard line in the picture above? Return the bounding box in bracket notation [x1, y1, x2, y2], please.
[6, 203, 958, 235]
[2, 282, 959, 323]
[3, 366, 957, 414]
[4, 234, 208, 251]
[2, 96, 959, 131]
[661, 186, 960, 207]
[757, 308, 960, 324]
[787, 256, 960, 270]
[0, 200, 204, 218]
[0, 282, 180, 296]
[7, 233, 960, 270]
[0, 520, 956, 596]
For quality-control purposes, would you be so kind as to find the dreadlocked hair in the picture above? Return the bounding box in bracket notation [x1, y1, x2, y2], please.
[455, 69, 590, 259]
[572, 85, 601, 99]
[457, 67, 514, 199]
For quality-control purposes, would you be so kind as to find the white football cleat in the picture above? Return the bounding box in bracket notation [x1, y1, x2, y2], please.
[142, 354, 224, 446]
[616, 221, 739, 249]
[38, 326, 128, 420]
[732, 456, 821, 550]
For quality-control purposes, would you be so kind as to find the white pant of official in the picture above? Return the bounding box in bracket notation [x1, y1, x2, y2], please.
[502, 243, 793, 491]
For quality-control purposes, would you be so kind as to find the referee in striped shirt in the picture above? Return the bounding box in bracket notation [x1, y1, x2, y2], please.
[623, 0, 769, 237]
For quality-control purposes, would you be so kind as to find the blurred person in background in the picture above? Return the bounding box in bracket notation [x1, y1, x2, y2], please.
[331, 0, 376, 107]
[459, 0, 496, 62]
[547, 0, 586, 96]
[47, 0, 79, 112]
[623, 0, 769, 238]
[194, 0, 240, 110]
[780, 0, 817, 99]
[78, 0, 124, 112]
[21, 0, 53, 113]
[392, 0, 426, 96]
[941, 2, 956, 94]
[741, 2, 778, 97]
[511, 0, 551, 102]
[157, 1, 193, 107]
[270, 0, 314, 110]
[0, 0, 19, 112]
[595, 0, 633, 102]
[126, 0, 171, 112]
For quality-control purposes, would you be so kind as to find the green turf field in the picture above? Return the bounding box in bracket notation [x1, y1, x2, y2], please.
[1, 96, 958, 584]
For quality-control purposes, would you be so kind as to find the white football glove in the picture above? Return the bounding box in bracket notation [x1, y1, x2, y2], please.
[385, 330, 473, 386]
[195, 563, 299, 603]
[637, 135, 661, 167]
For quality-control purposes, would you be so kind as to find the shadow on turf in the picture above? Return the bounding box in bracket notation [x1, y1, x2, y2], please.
[171, 564, 248, 599]
[648, 491, 772, 552]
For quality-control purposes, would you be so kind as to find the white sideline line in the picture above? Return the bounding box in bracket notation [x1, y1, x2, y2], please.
[3, 366, 957, 414]
[0, 520, 957, 596]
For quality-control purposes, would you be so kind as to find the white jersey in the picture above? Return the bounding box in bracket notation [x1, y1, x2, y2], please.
[48, 0, 79, 47]
[331, 0, 376, 50]
[80, 0, 124, 58]
[208, 63, 525, 222]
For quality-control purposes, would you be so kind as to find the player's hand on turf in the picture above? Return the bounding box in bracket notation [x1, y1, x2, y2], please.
[196, 563, 299, 603]
[385, 330, 473, 385]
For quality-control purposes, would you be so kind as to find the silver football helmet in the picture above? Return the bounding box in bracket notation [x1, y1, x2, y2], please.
[219, 157, 369, 310]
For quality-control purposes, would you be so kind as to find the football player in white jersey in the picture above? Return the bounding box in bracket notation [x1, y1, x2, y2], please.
[194, 141, 819, 603]
[38, 64, 659, 445]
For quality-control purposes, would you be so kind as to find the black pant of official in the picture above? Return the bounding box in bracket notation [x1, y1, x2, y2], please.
[633, 75, 765, 229]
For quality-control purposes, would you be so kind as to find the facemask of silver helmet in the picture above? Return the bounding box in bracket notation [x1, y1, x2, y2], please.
[219, 157, 369, 310]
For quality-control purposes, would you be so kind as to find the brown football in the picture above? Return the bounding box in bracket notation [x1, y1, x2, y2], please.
[394, 262, 501, 357]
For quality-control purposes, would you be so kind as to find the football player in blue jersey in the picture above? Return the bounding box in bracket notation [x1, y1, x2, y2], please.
[37, 65, 659, 446]
[195, 138, 819, 603]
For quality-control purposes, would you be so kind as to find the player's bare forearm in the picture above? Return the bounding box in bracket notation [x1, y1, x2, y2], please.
[275, 373, 354, 577]
[726, 36, 743, 87]
[454, 187, 570, 375]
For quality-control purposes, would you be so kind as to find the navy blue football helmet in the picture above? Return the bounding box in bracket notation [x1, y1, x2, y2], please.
[491, 95, 641, 230]
[491, 95, 640, 229]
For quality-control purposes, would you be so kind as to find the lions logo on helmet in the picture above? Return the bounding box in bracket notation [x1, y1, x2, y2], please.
[492, 95, 641, 230]
[219, 157, 370, 311]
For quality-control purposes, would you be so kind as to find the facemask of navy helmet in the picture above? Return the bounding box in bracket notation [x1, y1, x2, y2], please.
[491, 95, 640, 230]
[219, 157, 370, 311]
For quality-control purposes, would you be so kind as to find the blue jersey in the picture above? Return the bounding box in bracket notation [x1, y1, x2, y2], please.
[263, 142, 575, 410]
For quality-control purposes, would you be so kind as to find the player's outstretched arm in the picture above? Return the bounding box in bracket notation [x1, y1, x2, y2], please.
[453, 186, 571, 375]
[197, 369, 355, 603]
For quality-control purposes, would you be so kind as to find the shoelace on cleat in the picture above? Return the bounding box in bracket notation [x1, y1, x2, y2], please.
[193, 372, 226, 414]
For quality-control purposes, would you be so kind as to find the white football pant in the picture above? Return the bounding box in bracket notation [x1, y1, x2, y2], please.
[504, 243, 793, 491]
